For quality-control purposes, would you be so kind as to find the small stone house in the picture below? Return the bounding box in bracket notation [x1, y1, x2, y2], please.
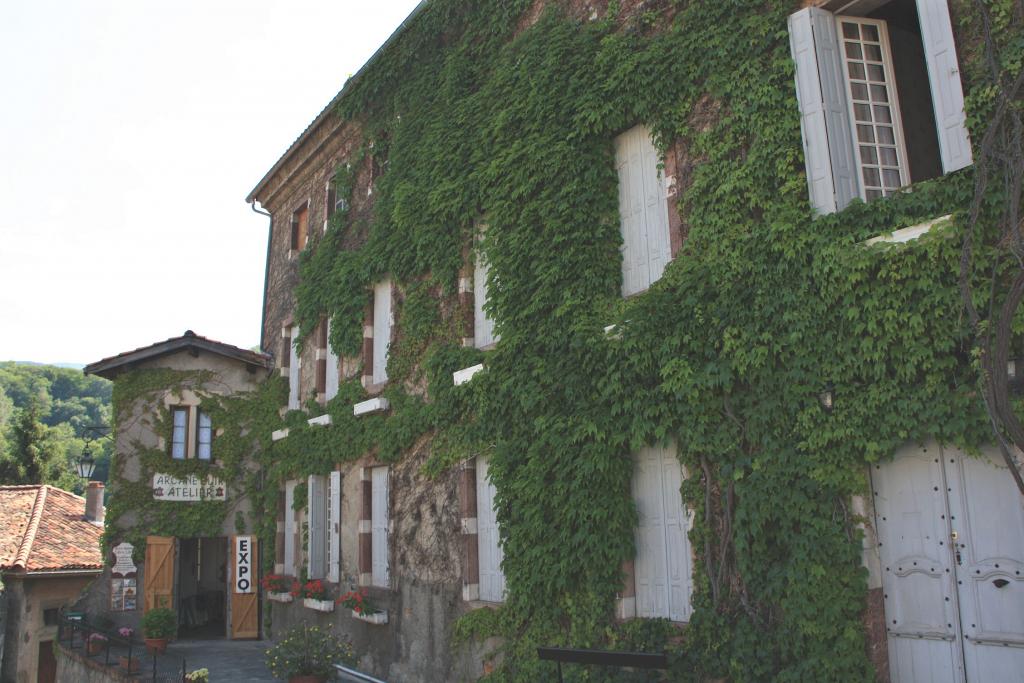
[0, 484, 104, 683]
[80, 331, 271, 641]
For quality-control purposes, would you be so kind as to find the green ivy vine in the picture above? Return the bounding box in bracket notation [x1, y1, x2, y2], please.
[110, 0, 1021, 680]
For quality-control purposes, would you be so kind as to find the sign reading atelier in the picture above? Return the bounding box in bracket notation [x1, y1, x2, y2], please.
[235, 536, 254, 594]
[151, 473, 226, 501]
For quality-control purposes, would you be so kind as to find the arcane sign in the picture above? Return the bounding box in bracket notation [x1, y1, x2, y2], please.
[235, 536, 254, 594]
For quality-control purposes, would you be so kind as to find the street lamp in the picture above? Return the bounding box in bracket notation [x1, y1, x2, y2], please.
[76, 443, 97, 480]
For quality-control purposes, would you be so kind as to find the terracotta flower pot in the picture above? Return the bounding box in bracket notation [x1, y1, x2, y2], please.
[145, 637, 168, 655]
[86, 639, 106, 655]
[119, 656, 140, 673]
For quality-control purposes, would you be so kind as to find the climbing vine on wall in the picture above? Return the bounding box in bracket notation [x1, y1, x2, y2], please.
[105, 1, 1017, 681]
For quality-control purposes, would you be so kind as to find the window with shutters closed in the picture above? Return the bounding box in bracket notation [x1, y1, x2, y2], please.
[788, 0, 971, 214]
[615, 125, 672, 297]
[632, 444, 693, 622]
[372, 280, 392, 385]
[371, 466, 389, 588]
[290, 204, 309, 252]
[476, 456, 506, 602]
[307, 475, 328, 580]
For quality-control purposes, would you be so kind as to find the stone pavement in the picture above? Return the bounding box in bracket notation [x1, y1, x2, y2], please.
[152, 639, 277, 682]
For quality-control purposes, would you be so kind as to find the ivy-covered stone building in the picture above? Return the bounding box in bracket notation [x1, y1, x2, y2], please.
[81, 331, 272, 640]
[82, 0, 1024, 681]
[241, 0, 1024, 681]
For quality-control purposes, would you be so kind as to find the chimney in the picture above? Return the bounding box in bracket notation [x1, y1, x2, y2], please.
[85, 482, 105, 526]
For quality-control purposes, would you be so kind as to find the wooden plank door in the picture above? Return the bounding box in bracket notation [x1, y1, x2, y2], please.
[37, 640, 56, 683]
[144, 536, 175, 613]
[230, 536, 259, 639]
[945, 445, 1024, 681]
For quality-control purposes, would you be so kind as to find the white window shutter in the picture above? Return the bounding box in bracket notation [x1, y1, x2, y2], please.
[789, 8, 859, 213]
[616, 127, 649, 296]
[372, 280, 391, 385]
[288, 325, 301, 410]
[476, 456, 506, 602]
[371, 467, 389, 587]
[474, 252, 497, 348]
[307, 476, 327, 579]
[640, 130, 671, 285]
[284, 481, 296, 575]
[660, 445, 692, 622]
[328, 471, 341, 583]
[916, 0, 973, 173]
[633, 447, 667, 618]
[325, 320, 340, 401]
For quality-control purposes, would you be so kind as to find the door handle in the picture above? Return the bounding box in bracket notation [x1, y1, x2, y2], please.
[993, 579, 1009, 589]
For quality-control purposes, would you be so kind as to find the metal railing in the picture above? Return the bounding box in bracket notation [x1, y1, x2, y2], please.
[333, 662, 388, 682]
[537, 646, 669, 683]
[60, 613, 188, 682]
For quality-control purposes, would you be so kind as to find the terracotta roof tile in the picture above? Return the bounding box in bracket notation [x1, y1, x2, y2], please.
[0, 485, 103, 573]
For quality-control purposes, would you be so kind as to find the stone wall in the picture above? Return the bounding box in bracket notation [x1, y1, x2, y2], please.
[54, 642, 135, 683]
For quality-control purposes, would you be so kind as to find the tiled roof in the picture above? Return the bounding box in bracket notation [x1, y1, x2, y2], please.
[84, 330, 272, 380]
[0, 485, 103, 573]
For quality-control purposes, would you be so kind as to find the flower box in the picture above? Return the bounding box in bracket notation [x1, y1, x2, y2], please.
[352, 609, 388, 625]
[268, 591, 293, 603]
[303, 597, 335, 613]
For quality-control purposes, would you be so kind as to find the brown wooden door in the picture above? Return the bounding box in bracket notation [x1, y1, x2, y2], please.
[144, 536, 175, 612]
[37, 640, 56, 683]
[230, 536, 259, 639]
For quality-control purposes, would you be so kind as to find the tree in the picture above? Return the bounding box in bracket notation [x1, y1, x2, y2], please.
[0, 402, 65, 486]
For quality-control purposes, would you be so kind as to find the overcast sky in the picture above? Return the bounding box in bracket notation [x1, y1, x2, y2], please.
[0, 0, 421, 366]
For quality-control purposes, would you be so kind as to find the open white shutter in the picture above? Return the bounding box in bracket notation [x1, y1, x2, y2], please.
[325, 320, 340, 401]
[633, 447, 668, 618]
[328, 471, 341, 583]
[307, 476, 327, 579]
[372, 281, 391, 384]
[789, 8, 859, 213]
[640, 130, 671, 285]
[916, 0, 973, 173]
[474, 252, 497, 348]
[371, 467, 389, 587]
[284, 481, 296, 575]
[287, 325, 301, 410]
[616, 127, 649, 296]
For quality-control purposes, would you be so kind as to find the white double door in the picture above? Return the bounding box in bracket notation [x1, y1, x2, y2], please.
[873, 442, 1024, 682]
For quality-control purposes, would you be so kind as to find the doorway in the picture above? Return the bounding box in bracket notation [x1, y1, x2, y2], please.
[872, 442, 1024, 682]
[177, 537, 227, 639]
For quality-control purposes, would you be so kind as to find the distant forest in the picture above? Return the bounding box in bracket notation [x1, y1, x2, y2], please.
[0, 362, 111, 493]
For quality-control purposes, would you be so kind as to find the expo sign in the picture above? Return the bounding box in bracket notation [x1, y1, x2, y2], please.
[235, 536, 254, 594]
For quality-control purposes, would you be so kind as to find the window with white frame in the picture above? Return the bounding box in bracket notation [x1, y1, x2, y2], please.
[284, 480, 298, 576]
[615, 125, 672, 297]
[474, 245, 498, 349]
[632, 443, 693, 622]
[372, 280, 392, 385]
[307, 475, 328, 580]
[325, 320, 341, 401]
[169, 406, 212, 461]
[287, 325, 301, 410]
[476, 456, 506, 602]
[371, 466, 389, 588]
[306, 472, 342, 582]
[788, 0, 972, 214]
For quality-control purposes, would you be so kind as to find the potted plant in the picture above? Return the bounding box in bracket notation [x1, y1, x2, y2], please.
[301, 579, 334, 613]
[262, 573, 293, 602]
[336, 589, 388, 625]
[141, 607, 176, 654]
[184, 668, 209, 682]
[265, 624, 356, 683]
[86, 632, 108, 655]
